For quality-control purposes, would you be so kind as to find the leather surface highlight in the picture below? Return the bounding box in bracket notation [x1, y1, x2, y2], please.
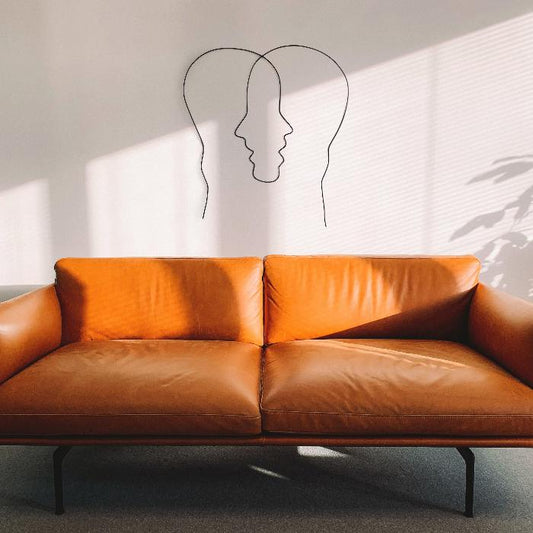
[264, 255, 480, 343]
[55, 257, 263, 345]
[0, 285, 61, 384]
[0, 340, 262, 436]
[469, 283, 533, 388]
[261, 339, 533, 436]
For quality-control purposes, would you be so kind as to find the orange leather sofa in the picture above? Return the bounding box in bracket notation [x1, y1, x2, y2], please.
[1, 255, 532, 516]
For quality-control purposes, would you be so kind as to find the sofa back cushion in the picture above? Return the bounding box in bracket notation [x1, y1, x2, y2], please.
[264, 255, 480, 343]
[55, 257, 263, 345]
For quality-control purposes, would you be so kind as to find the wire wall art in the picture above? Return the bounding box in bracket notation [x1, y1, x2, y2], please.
[183, 45, 350, 227]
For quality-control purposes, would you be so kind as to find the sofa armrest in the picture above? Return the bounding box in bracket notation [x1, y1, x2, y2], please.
[0, 285, 62, 384]
[469, 283, 533, 387]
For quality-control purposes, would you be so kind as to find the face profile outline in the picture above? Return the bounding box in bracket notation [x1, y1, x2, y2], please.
[233, 56, 293, 184]
[183, 44, 349, 227]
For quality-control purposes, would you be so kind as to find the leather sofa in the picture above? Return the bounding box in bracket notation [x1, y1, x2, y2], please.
[1, 255, 532, 516]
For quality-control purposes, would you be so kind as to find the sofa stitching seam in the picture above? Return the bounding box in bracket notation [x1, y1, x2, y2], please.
[0, 413, 262, 418]
[261, 410, 533, 417]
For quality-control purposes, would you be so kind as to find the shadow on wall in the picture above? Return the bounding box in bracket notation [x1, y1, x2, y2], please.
[450, 155, 533, 301]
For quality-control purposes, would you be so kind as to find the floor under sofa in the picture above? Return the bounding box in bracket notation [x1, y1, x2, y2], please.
[1, 444, 532, 532]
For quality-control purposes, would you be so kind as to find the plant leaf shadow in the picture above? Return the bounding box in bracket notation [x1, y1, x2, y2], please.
[450, 155, 533, 301]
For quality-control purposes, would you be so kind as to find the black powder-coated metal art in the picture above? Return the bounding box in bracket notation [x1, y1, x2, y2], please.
[183, 45, 350, 227]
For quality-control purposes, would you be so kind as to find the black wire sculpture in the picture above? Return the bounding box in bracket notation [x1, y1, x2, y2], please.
[183, 44, 349, 227]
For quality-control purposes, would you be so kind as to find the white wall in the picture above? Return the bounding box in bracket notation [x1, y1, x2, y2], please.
[1, 0, 532, 300]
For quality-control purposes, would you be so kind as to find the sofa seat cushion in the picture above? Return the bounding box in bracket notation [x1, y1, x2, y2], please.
[0, 340, 261, 437]
[262, 339, 533, 436]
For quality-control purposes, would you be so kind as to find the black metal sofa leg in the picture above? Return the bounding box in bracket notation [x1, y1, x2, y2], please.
[456, 447, 475, 517]
[53, 446, 72, 515]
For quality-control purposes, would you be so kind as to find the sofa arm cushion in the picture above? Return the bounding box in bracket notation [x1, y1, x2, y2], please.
[469, 283, 533, 387]
[0, 285, 61, 384]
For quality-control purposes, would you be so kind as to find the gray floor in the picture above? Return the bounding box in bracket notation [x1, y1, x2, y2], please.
[1, 445, 531, 532]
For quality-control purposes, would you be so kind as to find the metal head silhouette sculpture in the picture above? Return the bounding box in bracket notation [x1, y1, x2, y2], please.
[183, 44, 349, 226]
